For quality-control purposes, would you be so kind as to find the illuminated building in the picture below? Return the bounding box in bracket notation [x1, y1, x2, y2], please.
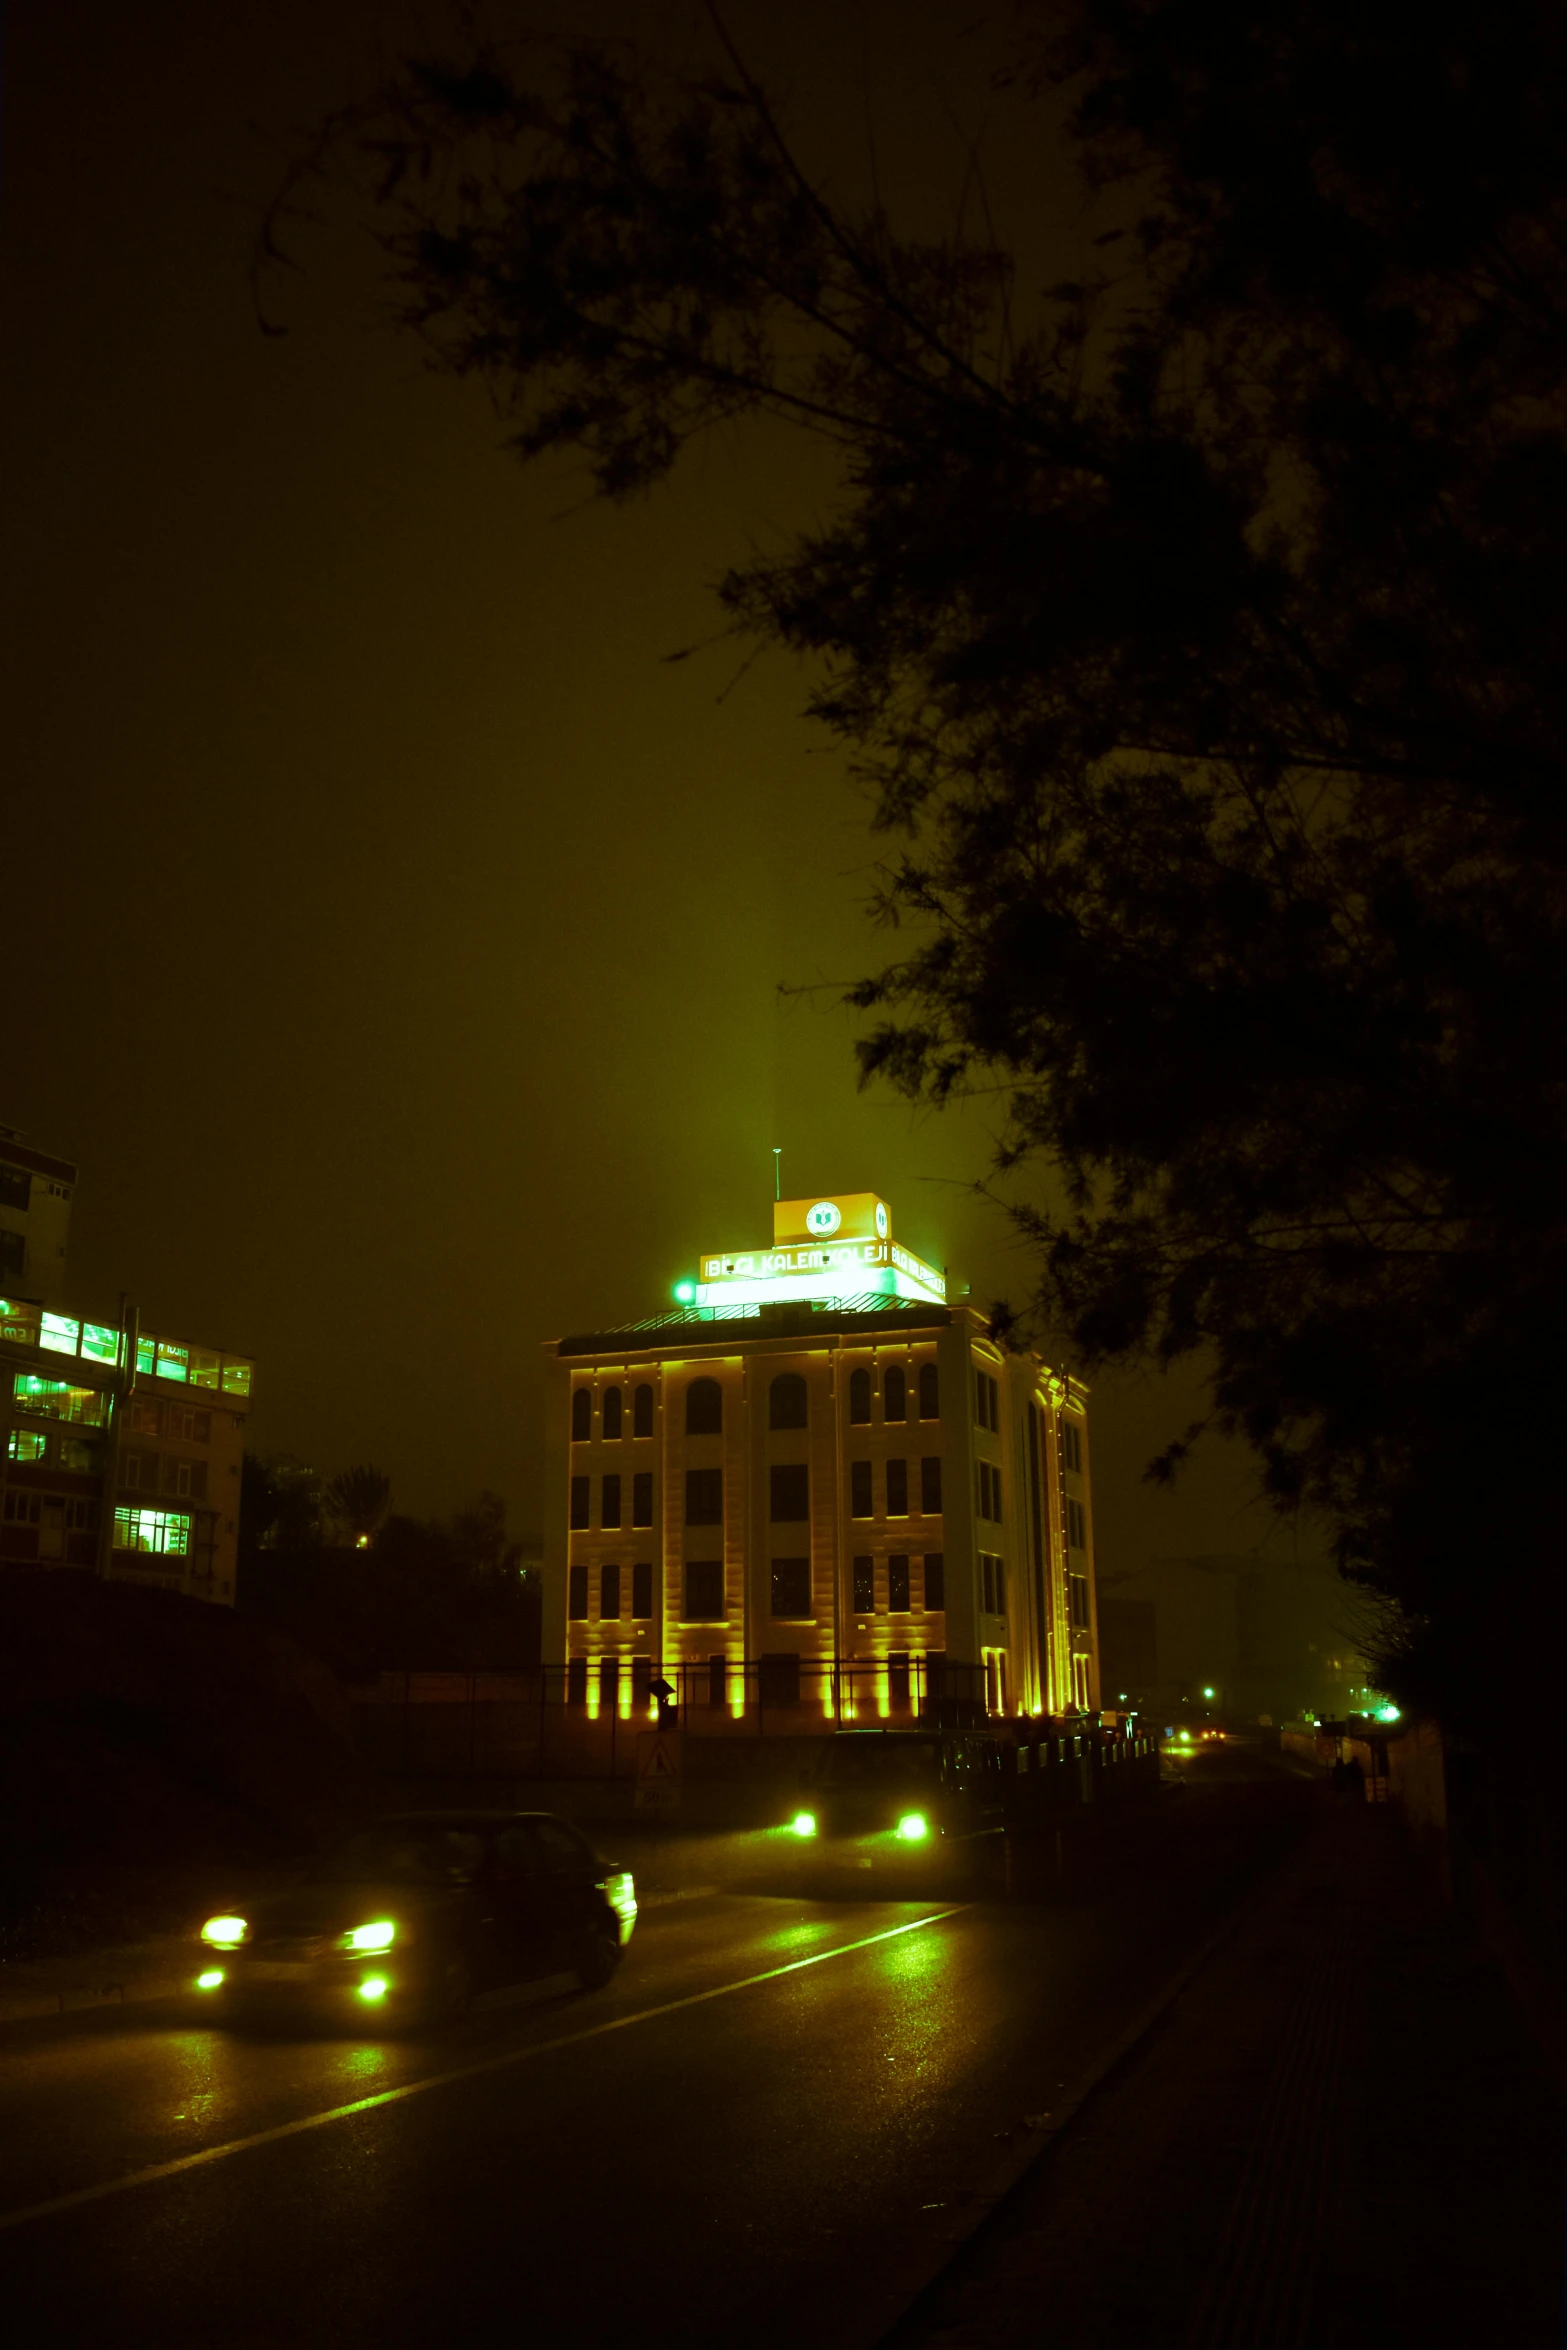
[543, 1192, 1098, 1725]
[0, 1126, 75, 1307]
[0, 1296, 253, 1606]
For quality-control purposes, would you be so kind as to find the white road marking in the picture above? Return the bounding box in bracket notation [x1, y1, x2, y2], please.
[0, 1906, 967, 2233]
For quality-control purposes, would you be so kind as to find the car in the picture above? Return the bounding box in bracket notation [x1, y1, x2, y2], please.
[194, 1810, 637, 2027]
[786, 1730, 1007, 1849]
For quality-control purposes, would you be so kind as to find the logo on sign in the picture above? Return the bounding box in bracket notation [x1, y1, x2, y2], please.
[806, 1200, 842, 1237]
[875, 1202, 889, 1238]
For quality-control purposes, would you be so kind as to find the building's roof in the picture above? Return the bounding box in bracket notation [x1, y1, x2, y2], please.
[555, 1295, 956, 1358]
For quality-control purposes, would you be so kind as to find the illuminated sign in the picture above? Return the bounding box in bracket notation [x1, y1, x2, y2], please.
[696, 1194, 945, 1310]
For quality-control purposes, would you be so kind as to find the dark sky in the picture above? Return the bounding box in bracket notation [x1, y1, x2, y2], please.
[2, 0, 1293, 1575]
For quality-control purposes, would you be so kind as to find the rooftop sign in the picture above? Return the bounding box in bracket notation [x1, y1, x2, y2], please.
[695, 1195, 944, 1310]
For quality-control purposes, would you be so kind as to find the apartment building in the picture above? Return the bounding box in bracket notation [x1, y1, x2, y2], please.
[0, 1296, 253, 1605]
[543, 1191, 1098, 1724]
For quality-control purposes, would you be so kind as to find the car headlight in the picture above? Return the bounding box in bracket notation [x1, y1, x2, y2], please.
[895, 1812, 929, 1842]
[343, 1920, 397, 1952]
[201, 1915, 249, 1949]
[790, 1811, 818, 1838]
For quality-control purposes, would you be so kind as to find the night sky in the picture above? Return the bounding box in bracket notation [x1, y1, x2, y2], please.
[2, 0, 1286, 1576]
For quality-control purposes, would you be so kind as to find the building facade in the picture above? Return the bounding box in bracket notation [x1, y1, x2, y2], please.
[0, 1126, 75, 1307]
[0, 1296, 253, 1605]
[543, 1192, 1098, 1725]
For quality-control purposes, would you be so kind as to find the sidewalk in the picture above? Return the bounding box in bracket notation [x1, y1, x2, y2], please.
[885, 1797, 1565, 2349]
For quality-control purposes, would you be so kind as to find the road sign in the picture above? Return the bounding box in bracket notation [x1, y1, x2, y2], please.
[635, 1728, 682, 1814]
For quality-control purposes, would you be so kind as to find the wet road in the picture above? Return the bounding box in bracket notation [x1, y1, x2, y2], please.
[0, 1750, 1314, 2350]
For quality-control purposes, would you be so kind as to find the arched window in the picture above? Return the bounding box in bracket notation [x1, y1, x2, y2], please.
[633, 1383, 654, 1438]
[883, 1365, 907, 1422]
[769, 1373, 808, 1430]
[571, 1388, 592, 1443]
[603, 1385, 623, 1440]
[849, 1368, 872, 1424]
[685, 1377, 723, 1435]
[918, 1363, 940, 1420]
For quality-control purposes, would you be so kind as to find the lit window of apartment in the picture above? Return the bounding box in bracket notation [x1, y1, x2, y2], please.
[852, 1555, 874, 1611]
[7, 1430, 46, 1463]
[888, 1555, 911, 1612]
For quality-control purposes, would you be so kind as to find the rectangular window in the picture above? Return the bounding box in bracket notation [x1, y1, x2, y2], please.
[600, 1656, 620, 1715]
[853, 1554, 874, 1612]
[923, 1553, 945, 1611]
[975, 1369, 999, 1430]
[885, 1458, 908, 1517]
[0, 1232, 24, 1287]
[12, 1377, 108, 1428]
[601, 1562, 622, 1620]
[758, 1653, 801, 1707]
[850, 1460, 873, 1518]
[0, 1165, 30, 1211]
[632, 1561, 653, 1618]
[888, 1555, 911, 1612]
[41, 1312, 81, 1358]
[888, 1651, 911, 1706]
[1070, 1573, 1091, 1630]
[112, 1506, 190, 1557]
[981, 1554, 994, 1613]
[6, 1429, 46, 1463]
[685, 1467, 723, 1526]
[2, 1491, 41, 1524]
[1066, 1497, 1087, 1550]
[601, 1473, 622, 1529]
[770, 1463, 810, 1522]
[220, 1359, 253, 1398]
[770, 1557, 812, 1619]
[122, 1454, 143, 1490]
[568, 1565, 588, 1620]
[570, 1475, 590, 1531]
[920, 1456, 942, 1515]
[1061, 1419, 1083, 1474]
[59, 1436, 98, 1473]
[567, 1656, 588, 1707]
[0, 1298, 40, 1346]
[684, 1560, 725, 1620]
[188, 1348, 221, 1391]
[64, 1498, 95, 1532]
[633, 1470, 653, 1528]
[130, 1397, 161, 1435]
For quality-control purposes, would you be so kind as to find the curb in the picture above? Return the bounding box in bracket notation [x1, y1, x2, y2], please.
[0, 1969, 188, 2028]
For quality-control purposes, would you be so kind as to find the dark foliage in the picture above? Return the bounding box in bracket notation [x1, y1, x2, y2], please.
[269, 2, 1567, 1725]
[239, 1460, 540, 1674]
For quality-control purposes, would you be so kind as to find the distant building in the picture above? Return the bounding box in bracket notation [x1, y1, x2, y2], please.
[0, 1124, 254, 1604]
[1096, 1552, 1373, 1722]
[542, 1190, 1097, 1725]
[0, 1126, 75, 1307]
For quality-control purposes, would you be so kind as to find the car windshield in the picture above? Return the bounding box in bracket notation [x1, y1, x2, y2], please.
[310, 1826, 485, 1885]
[825, 1741, 941, 1787]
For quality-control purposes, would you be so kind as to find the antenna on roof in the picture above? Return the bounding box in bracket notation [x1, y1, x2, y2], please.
[772, 1146, 782, 1202]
